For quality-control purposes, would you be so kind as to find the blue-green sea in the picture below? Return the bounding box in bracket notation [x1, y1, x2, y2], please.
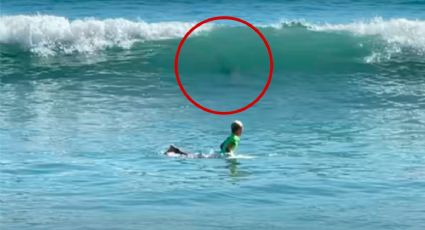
[1, 1, 425, 229]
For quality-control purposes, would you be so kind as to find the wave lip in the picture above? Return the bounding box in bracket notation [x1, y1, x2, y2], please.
[1, 15, 424, 65]
[311, 18, 425, 48]
[0, 15, 213, 55]
[310, 17, 425, 60]
[272, 17, 425, 51]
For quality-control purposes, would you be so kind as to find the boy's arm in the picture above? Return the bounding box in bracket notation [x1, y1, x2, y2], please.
[226, 143, 235, 157]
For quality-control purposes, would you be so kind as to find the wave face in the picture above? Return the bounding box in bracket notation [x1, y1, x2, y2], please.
[1, 15, 425, 74]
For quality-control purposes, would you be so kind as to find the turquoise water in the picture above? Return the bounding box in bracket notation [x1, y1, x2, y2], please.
[1, 1, 425, 229]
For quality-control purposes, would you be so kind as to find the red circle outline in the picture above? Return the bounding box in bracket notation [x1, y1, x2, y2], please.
[174, 16, 274, 115]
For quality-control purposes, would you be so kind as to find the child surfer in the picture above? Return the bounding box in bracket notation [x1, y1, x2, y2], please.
[164, 120, 243, 158]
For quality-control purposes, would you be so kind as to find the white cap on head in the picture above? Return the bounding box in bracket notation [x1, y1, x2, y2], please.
[233, 120, 243, 127]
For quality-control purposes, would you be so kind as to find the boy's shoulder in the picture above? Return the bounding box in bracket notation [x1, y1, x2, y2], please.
[231, 134, 240, 142]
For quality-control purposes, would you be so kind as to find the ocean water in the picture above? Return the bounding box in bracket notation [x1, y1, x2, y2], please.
[1, 0, 425, 229]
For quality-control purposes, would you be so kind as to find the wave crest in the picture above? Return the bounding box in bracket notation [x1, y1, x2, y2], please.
[309, 17, 425, 62]
[0, 15, 212, 55]
[1, 15, 424, 65]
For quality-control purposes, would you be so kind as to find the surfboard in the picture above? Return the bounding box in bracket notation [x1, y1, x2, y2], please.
[226, 154, 256, 159]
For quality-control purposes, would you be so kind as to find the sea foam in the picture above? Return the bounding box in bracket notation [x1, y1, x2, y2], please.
[310, 17, 425, 62]
[0, 15, 213, 55]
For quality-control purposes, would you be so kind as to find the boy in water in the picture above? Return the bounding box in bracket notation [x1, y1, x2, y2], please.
[165, 120, 243, 158]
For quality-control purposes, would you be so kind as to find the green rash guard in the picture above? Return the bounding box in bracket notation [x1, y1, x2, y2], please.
[220, 134, 240, 154]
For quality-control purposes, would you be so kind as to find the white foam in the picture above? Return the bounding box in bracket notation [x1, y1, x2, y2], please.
[0, 15, 213, 56]
[272, 18, 425, 51]
[310, 17, 425, 60]
[269, 17, 425, 62]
